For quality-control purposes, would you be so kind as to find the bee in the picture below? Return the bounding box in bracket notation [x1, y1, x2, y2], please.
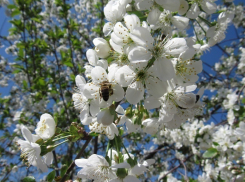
[99, 81, 114, 101]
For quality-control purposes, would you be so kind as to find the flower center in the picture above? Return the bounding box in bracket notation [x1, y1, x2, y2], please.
[39, 119, 47, 133]
[136, 70, 148, 82]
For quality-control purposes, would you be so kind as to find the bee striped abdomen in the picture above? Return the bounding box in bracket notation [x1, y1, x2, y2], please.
[99, 81, 113, 102]
[101, 87, 109, 101]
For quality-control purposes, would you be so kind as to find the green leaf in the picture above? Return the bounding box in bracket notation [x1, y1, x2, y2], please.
[11, 9, 21, 17]
[203, 148, 218, 158]
[69, 125, 77, 135]
[21, 176, 36, 182]
[23, 80, 28, 90]
[213, 142, 219, 146]
[242, 98, 245, 104]
[89, 132, 99, 137]
[7, 4, 17, 9]
[35, 138, 44, 145]
[55, 127, 62, 134]
[37, 78, 46, 86]
[60, 165, 68, 177]
[63, 60, 73, 67]
[46, 170, 56, 182]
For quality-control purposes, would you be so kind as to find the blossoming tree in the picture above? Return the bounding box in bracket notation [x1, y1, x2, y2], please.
[0, 0, 244, 181]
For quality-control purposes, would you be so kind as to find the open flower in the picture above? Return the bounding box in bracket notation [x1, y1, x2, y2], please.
[75, 154, 116, 181]
[18, 125, 53, 172]
[93, 38, 111, 58]
[89, 117, 119, 140]
[35, 113, 56, 140]
[103, 0, 129, 36]
[115, 62, 168, 104]
[83, 66, 124, 108]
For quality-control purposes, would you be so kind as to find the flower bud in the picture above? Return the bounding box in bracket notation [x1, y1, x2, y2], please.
[93, 38, 111, 58]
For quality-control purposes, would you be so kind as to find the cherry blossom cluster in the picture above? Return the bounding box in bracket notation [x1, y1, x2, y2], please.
[69, 0, 235, 181]
[12, 0, 244, 181]
[17, 114, 55, 172]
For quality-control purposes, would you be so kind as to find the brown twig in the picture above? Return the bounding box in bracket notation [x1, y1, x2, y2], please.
[60, 136, 93, 182]
[158, 154, 193, 182]
[53, 150, 59, 176]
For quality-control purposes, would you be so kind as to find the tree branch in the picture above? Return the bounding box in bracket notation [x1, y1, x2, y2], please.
[60, 136, 93, 182]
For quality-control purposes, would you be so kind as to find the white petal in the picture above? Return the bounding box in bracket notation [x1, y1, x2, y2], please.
[179, 48, 196, 60]
[109, 178, 121, 182]
[103, 22, 114, 36]
[145, 77, 168, 97]
[110, 38, 124, 54]
[111, 162, 131, 169]
[93, 38, 111, 58]
[108, 123, 119, 138]
[164, 38, 188, 55]
[124, 14, 140, 32]
[86, 49, 98, 66]
[97, 59, 108, 70]
[111, 84, 125, 102]
[80, 109, 93, 125]
[111, 32, 124, 45]
[156, 0, 180, 11]
[130, 27, 154, 49]
[201, 1, 217, 14]
[91, 66, 108, 84]
[97, 109, 114, 126]
[75, 159, 90, 168]
[118, 115, 128, 125]
[186, 3, 200, 19]
[147, 8, 161, 26]
[83, 83, 100, 99]
[89, 154, 109, 166]
[75, 75, 86, 92]
[178, 0, 189, 15]
[130, 164, 147, 175]
[90, 100, 100, 117]
[125, 119, 139, 133]
[171, 16, 189, 30]
[108, 63, 120, 82]
[124, 175, 141, 182]
[116, 105, 125, 115]
[175, 93, 196, 108]
[32, 134, 41, 142]
[142, 21, 151, 32]
[114, 22, 129, 40]
[126, 81, 144, 105]
[115, 65, 135, 87]
[35, 156, 48, 173]
[142, 159, 155, 166]
[43, 152, 53, 165]
[21, 125, 33, 143]
[135, 0, 153, 10]
[142, 118, 159, 135]
[104, 0, 126, 23]
[153, 57, 175, 81]
[144, 96, 161, 110]
[128, 46, 152, 63]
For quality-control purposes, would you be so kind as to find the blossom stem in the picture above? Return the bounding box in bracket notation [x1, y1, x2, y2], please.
[52, 135, 72, 142]
[106, 140, 110, 156]
[53, 139, 69, 148]
[195, 19, 207, 36]
[198, 16, 213, 27]
[122, 142, 133, 160]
